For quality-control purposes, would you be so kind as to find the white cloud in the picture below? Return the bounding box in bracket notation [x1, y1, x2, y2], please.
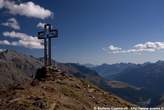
[0, 40, 11, 45]
[104, 41, 164, 54]
[37, 22, 46, 29]
[2, 31, 44, 49]
[134, 42, 164, 51]
[0, 0, 53, 19]
[1, 18, 20, 30]
[108, 45, 122, 51]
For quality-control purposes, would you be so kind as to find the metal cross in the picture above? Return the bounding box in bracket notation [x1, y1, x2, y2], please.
[37, 24, 58, 66]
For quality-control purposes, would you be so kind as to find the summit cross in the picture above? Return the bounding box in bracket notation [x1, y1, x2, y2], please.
[37, 24, 58, 66]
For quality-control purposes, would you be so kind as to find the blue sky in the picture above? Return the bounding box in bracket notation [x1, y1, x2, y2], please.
[1, 0, 164, 64]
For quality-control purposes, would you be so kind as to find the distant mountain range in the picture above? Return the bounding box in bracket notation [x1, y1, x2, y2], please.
[84, 63, 96, 68]
[92, 63, 136, 80]
[113, 61, 164, 93]
[92, 61, 164, 107]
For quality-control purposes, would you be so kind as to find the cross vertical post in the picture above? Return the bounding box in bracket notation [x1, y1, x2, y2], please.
[44, 39, 48, 66]
[48, 38, 51, 65]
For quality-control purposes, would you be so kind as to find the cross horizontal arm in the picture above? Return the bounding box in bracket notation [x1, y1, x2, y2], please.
[48, 29, 58, 38]
[38, 31, 46, 39]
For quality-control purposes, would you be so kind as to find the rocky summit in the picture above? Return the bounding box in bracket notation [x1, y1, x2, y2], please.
[0, 66, 134, 110]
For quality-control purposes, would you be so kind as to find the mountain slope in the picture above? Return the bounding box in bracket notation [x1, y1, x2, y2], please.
[51, 62, 150, 107]
[57, 63, 109, 90]
[0, 49, 42, 88]
[0, 67, 134, 110]
[0, 50, 111, 94]
[107, 80, 153, 107]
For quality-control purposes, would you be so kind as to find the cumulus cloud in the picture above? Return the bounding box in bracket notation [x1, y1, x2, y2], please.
[1, 18, 20, 30]
[0, 40, 12, 45]
[104, 42, 164, 54]
[2, 31, 44, 49]
[0, 0, 53, 19]
[37, 22, 46, 29]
